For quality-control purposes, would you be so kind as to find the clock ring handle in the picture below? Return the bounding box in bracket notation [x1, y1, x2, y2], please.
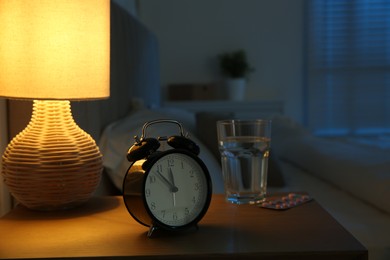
[137, 119, 186, 142]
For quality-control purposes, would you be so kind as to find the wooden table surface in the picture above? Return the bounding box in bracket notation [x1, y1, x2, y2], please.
[0, 195, 367, 259]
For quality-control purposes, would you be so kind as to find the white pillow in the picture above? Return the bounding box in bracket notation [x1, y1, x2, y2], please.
[99, 108, 224, 194]
[271, 116, 390, 214]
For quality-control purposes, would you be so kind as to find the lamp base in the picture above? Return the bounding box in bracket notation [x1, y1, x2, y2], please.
[1, 100, 103, 210]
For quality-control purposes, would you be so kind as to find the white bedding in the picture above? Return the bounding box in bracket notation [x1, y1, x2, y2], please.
[99, 107, 224, 194]
[271, 115, 390, 215]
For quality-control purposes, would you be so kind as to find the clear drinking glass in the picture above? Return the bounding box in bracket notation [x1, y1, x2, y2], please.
[217, 119, 271, 204]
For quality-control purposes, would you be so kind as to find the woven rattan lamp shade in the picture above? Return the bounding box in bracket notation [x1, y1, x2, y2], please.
[2, 101, 103, 209]
[0, 0, 110, 210]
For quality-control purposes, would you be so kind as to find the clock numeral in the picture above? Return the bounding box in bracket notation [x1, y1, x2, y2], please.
[192, 196, 196, 204]
[184, 208, 189, 215]
[172, 212, 178, 220]
[194, 183, 199, 191]
[167, 158, 174, 167]
[145, 188, 151, 197]
[189, 170, 194, 178]
[149, 175, 156, 184]
[156, 164, 163, 173]
[150, 202, 156, 210]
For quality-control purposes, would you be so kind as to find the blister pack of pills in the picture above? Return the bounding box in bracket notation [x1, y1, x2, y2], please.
[260, 193, 312, 210]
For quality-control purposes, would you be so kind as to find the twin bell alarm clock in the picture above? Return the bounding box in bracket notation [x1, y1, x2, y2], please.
[122, 119, 212, 237]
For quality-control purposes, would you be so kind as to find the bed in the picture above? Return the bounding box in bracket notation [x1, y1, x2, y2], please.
[7, 2, 390, 260]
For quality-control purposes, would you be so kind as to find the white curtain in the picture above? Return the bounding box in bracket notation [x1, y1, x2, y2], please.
[0, 100, 11, 217]
[305, 0, 390, 136]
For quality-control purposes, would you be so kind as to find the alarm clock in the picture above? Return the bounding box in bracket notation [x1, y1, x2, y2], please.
[123, 119, 212, 237]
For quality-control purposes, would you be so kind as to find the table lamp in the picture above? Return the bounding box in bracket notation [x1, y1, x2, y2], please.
[0, 0, 110, 210]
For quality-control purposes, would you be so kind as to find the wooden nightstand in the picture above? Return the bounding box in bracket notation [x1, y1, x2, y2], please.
[0, 195, 367, 259]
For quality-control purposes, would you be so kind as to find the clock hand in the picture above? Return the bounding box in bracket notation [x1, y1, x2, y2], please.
[172, 191, 176, 207]
[168, 168, 178, 207]
[168, 168, 178, 193]
[155, 170, 175, 191]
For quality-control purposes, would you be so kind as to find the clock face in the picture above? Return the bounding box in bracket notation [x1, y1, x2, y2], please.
[144, 151, 210, 228]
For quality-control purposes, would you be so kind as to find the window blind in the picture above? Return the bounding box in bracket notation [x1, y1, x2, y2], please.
[305, 0, 390, 136]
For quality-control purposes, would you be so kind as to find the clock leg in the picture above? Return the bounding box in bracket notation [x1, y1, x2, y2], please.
[147, 225, 158, 238]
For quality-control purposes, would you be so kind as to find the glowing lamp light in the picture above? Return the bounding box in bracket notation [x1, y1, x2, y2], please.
[0, 0, 110, 210]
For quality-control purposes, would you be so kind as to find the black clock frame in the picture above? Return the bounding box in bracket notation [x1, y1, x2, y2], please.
[123, 148, 212, 237]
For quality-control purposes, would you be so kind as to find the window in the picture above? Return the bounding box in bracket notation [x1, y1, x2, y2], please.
[305, 0, 390, 136]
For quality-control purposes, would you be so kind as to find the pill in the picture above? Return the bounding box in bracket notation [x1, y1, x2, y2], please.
[288, 193, 297, 199]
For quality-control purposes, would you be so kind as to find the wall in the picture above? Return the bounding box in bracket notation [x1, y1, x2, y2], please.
[113, 0, 138, 17]
[138, 0, 304, 122]
[0, 100, 11, 217]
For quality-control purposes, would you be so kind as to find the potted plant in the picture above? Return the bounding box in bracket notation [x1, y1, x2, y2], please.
[218, 49, 254, 100]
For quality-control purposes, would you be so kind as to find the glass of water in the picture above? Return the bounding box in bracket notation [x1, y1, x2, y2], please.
[217, 119, 271, 205]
